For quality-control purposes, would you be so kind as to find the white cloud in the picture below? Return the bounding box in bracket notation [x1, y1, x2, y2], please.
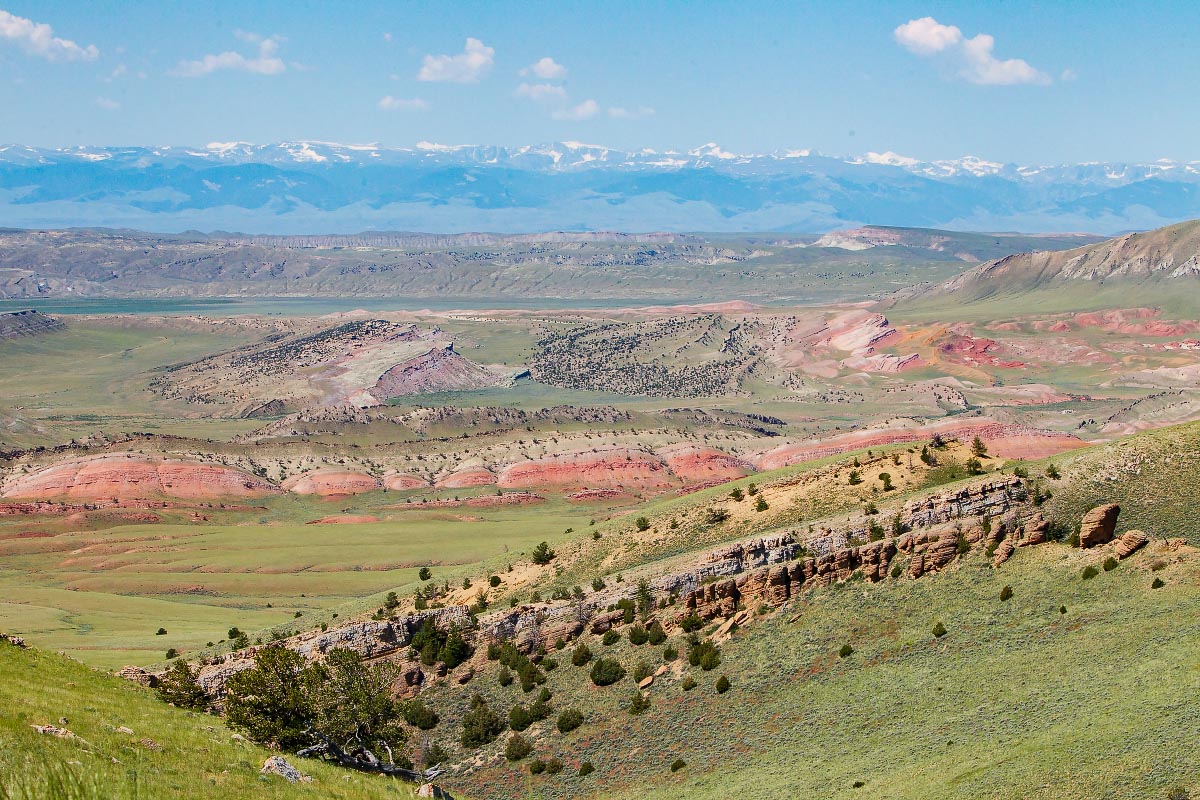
[172, 34, 286, 77]
[520, 57, 566, 80]
[552, 99, 599, 121]
[383, 32, 393, 43]
[608, 105, 655, 119]
[104, 64, 127, 83]
[516, 82, 568, 102]
[894, 17, 1049, 86]
[94, 96, 120, 110]
[0, 9, 98, 61]
[417, 37, 494, 82]
[378, 95, 428, 111]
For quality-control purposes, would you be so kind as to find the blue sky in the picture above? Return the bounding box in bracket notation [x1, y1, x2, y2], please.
[1, 0, 1196, 163]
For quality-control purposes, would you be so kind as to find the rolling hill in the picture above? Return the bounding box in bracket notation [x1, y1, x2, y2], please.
[899, 219, 1200, 316]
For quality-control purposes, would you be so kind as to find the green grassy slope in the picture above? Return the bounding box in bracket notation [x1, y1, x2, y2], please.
[435, 542, 1199, 800]
[0, 641, 424, 799]
[1043, 420, 1200, 543]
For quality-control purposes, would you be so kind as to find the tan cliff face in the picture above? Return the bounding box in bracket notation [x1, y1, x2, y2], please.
[161, 476, 1037, 700]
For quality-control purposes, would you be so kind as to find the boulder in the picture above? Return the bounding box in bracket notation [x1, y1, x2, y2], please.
[1080, 504, 1120, 548]
[1021, 513, 1049, 546]
[992, 540, 1015, 567]
[1114, 530, 1149, 560]
[261, 756, 310, 784]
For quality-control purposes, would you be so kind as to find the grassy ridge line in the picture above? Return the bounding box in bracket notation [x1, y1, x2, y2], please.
[547, 440, 992, 590]
[439, 542, 1199, 800]
[0, 642, 435, 799]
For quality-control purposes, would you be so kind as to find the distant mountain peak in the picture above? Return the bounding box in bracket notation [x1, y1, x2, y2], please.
[1, 143, 1198, 234]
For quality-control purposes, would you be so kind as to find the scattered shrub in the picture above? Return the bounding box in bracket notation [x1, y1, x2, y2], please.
[460, 694, 505, 748]
[729, 487, 744, 502]
[839, 644, 854, 658]
[156, 659, 207, 710]
[633, 660, 654, 682]
[1000, 585, 1014, 601]
[680, 613, 704, 633]
[546, 758, 563, 775]
[578, 761, 594, 777]
[505, 733, 533, 761]
[682, 676, 698, 691]
[1152, 577, 1165, 589]
[528, 759, 546, 775]
[848, 470, 863, 485]
[403, 699, 440, 730]
[663, 645, 679, 661]
[1103, 556, 1119, 572]
[592, 576, 607, 591]
[418, 567, 432, 581]
[602, 630, 621, 646]
[489, 575, 501, 588]
[890, 564, 903, 578]
[498, 666, 514, 687]
[531, 542, 556, 565]
[571, 643, 592, 666]
[688, 640, 722, 670]
[423, 742, 449, 767]
[635, 516, 651, 532]
[155, 627, 167, 636]
[671, 759, 687, 772]
[557, 709, 584, 733]
[704, 508, 730, 525]
[715, 675, 731, 693]
[164, 648, 178, 659]
[647, 620, 667, 645]
[1059, 605, 1067, 614]
[1045, 464, 1061, 480]
[590, 657, 626, 686]
[754, 496, 769, 512]
[628, 691, 650, 715]
[932, 621, 947, 638]
[628, 624, 650, 645]
[1081, 566, 1100, 580]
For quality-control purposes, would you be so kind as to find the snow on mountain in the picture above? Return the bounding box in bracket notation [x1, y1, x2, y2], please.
[0, 141, 1197, 234]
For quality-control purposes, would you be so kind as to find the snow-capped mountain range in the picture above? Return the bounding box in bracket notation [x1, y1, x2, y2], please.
[1, 141, 1197, 234]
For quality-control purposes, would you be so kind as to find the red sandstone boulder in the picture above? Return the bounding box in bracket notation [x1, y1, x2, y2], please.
[1114, 530, 1149, 559]
[1080, 504, 1120, 548]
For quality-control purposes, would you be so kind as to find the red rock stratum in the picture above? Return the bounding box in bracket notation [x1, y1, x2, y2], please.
[0, 455, 277, 501]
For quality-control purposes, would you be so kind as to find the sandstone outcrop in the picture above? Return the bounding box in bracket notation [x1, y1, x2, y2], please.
[369, 345, 503, 400]
[434, 467, 496, 489]
[154, 476, 1074, 713]
[656, 444, 753, 484]
[383, 472, 429, 490]
[497, 448, 674, 490]
[0, 309, 65, 339]
[282, 468, 380, 497]
[1114, 530, 1149, 559]
[1080, 504, 1120, 548]
[0, 455, 277, 501]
